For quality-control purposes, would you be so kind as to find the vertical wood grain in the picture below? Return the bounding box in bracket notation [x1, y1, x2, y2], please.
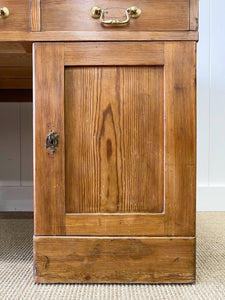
[33, 43, 65, 235]
[119, 67, 164, 213]
[164, 42, 196, 236]
[190, 0, 199, 30]
[31, 0, 41, 31]
[65, 66, 164, 213]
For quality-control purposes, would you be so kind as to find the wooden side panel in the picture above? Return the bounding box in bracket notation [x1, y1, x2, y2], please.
[33, 43, 65, 235]
[65, 66, 164, 213]
[0, 42, 32, 53]
[41, 0, 190, 32]
[34, 236, 195, 283]
[0, 42, 32, 89]
[0, 0, 31, 31]
[64, 42, 164, 66]
[31, 0, 41, 31]
[0, 79, 32, 89]
[190, 0, 199, 31]
[164, 42, 196, 236]
[0, 67, 32, 89]
[0, 53, 32, 67]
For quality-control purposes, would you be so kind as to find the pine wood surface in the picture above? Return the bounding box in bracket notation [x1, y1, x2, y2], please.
[0, 31, 199, 42]
[65, 214, 165, 236]
[65, 65, 164, 214]
[164, 42, 196, 236]
[190, 0, 199, 31]
[64, 42, 164, 66]
[0, 42, 32, 89]
[1, 0, 199, 284]
[33, 43, 66, 235]
[34, 42, 196, 238]
[41, 0, 190, 32]
[34, 236, 195, 283]
[31, 0, 41, 32]
[0, 0, 31, 31]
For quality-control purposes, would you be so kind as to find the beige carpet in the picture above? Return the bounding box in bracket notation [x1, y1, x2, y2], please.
[0, 212, 224, 300]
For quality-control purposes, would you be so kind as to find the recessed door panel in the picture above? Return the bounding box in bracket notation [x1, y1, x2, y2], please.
[65, 66, 164, 213]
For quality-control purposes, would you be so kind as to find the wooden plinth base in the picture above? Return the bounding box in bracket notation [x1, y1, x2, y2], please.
[34, 236, 195, 284]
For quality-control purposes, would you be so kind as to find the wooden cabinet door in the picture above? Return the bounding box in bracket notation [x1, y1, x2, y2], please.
[33, 42, 196, 237]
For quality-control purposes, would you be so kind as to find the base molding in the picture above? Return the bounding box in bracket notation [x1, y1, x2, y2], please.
[34, 236, 195, 284]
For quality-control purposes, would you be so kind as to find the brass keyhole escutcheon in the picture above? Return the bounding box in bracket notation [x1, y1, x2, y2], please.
[46, 130, 59, 154]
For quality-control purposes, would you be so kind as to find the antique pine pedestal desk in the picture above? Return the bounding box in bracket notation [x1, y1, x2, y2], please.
[0, 0, 199, 283]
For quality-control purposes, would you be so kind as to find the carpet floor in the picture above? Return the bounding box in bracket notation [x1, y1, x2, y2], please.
[0, 212, 224, 300]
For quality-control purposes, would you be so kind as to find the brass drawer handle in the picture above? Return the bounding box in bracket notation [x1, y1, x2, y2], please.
[90, 6, 141, 26]
[0, 7, 9, 18]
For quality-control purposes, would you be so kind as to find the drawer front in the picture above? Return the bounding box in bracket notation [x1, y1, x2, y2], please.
[0, 0, 31, 31]
[41, 0, 190, 32]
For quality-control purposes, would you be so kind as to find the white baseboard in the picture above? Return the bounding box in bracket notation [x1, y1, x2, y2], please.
[0, 186, 224, 212]
[0, 187, 33, 211]
[197, 186, 225, 211]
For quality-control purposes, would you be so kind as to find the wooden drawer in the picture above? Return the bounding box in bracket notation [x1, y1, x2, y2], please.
[0, 0, 31, 31]
[41, 0, 190, 32]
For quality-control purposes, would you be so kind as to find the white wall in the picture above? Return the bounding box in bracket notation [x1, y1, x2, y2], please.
[0, 1, 225, 211]
[197, 0, 225, 210]
[0, 103, 33, 211]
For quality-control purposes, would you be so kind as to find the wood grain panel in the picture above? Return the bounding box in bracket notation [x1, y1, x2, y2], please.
[65, 66, 164, 213]
[66, 214, 164, 236]
[0, 42, 32, 89]
[164, 42, 196, 236]
[0, 42, 32, 53]
[0, 53, 32, 67]
[0, 31, 199, 42]
[31, 0, 41, 31]
[34, 236, 195, 283]
[0, 78, 32, 89]
[0, 67, 32, 89]
[0, 0, 31, 31]
[41, 0, 189, 32]
[190, 0, 199, 30]
[0, 67, 31, 78]
[65, 42, 164, 66]
[33, 43, 65, 235]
